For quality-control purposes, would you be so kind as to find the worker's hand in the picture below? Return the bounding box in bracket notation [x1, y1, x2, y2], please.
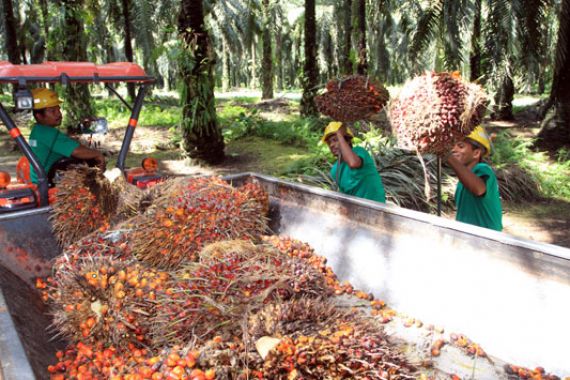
[95, 153, 106, 171]
[336, 124, 348, 138]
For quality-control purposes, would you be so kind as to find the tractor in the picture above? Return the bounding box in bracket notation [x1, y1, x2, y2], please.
[0, 61, 164, 213]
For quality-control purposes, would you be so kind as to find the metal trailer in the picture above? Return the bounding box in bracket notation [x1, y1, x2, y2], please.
[1, 173, 569, 379]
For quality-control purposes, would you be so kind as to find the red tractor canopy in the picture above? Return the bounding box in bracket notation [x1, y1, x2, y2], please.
[0, 61, 154, 84]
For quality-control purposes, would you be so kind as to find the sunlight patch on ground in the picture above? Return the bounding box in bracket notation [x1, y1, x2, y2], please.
[215, 89, 302, 101]
[513, 96, 542, 107]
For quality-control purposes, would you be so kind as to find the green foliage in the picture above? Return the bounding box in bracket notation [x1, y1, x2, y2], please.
[221, 108, 323, 147]
[93, 97, 180, 128]
[492, 132, 570, 199]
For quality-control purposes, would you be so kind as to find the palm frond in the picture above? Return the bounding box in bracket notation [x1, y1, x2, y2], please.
[409, 0, 444, 67]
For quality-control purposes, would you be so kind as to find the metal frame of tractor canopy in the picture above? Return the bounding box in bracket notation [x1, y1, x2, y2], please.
[0, 61, 155, 207]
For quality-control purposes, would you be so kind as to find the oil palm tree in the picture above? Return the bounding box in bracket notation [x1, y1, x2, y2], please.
[1, 0, 21, 63]
[300, 0, 319, 116]
[178, 0, 225, 164]
[538, 0, 570, 146]
[61, 0, 95, 132]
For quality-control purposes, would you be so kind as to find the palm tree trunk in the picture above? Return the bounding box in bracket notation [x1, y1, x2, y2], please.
[250, 37, 258, 89]
[340, 0, 352, 75]
[492, 73, 515, 120]
[222, 38, 230, 92]
[61, 0, 95, 133]
[2, 0, 21, 64]
[356, 0, 367, 75]
[121, 0, 136, 100]
[300, 0, 319, 117]
[261, 0, 274, 99]
[178, 0, 225, 164]
[275, 28, 284, 91]
[469, 0, 482, 82]
[538, 0, 570, 145]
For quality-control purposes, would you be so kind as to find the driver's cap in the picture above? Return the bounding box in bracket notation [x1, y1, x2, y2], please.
[31, 88, 62, 110]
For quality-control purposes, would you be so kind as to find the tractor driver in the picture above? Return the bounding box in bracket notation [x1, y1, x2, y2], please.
[322, 121, 386, 203]
[28, 88, 106, 185]
[446, 126, 503, 231]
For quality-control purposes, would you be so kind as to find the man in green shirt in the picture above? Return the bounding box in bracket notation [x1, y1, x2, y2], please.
[322, 121, 386, 203]
[446, 126, 502, 231]
[28, 88, 105, 185]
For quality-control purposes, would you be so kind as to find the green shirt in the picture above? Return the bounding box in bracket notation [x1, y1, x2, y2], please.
[455, 162, 503, 231]
[28, 123, 79, 184]
[330, 146, 386, 203]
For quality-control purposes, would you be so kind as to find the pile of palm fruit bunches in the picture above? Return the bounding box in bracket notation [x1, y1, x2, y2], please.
[41, 167, 418, 379]
[315, 72, 487, 156]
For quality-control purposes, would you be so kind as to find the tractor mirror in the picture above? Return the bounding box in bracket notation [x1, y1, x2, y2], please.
[78, 117, 109, 135]
[13, 88, 34, 110]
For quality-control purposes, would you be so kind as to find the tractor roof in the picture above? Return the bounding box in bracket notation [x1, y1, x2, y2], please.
[0, 61, 154, 84]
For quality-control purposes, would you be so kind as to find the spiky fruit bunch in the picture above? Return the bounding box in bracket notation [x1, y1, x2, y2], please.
[50, 166, 117, 248]
[260, 313, 415, 379]
[315, 75, 390, 122]
[389, 71, 487, 155]
[48, 251, 169, 349]
[263, 235, 357, 296]
[151, 240, 330, 347]
[105, 171, 150, 224]
[128, 177, 269, 269]
[247, 298, 342, 340]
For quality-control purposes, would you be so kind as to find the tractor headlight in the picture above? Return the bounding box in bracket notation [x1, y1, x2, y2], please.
[14, 87, 34, 110]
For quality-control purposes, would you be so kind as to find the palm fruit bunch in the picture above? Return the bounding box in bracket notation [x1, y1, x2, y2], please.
[150, 240, 330, 347]
[315, 75, 390, 122]
[263, 235, 357, 296]
[50, 166, 118, 248]
[127, 176, 269, 269]
[47, 250, 169, 349]
[389, 71, 487, 156]
[103, 168, 150, 224]
[246, 298, 415, 379]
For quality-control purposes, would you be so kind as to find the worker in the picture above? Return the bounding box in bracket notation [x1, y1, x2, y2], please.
[322, 121, 386, 203]
[446, 126, 502, 231]
[28, 88, 105, 185]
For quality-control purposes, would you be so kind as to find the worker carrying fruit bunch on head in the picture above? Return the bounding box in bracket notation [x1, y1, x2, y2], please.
[28, 88, 106, 185]
[322, 121, 386, 203]
[445, 126, 502, 231]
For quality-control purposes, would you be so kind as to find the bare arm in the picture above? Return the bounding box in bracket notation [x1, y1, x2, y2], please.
[336, 129, 362, 169]
[446, 155, 486, 196]
[71, 145, 106, 170]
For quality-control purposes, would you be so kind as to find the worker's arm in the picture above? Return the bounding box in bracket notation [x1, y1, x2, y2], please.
[71, 145, 106, 170]
[336, 128, 362, 169]
[446, 155, 486, 196]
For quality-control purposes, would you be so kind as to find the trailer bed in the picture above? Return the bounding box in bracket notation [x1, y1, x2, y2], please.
[1, 173, 569, 379]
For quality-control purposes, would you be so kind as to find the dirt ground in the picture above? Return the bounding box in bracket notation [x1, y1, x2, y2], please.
[1, 120, 569, 249]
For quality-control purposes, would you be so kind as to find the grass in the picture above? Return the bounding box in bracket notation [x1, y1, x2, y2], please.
[226, 136, 315, 176]
[492, 132, 570, 200]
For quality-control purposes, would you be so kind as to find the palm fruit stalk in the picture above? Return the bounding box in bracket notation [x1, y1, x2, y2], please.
[50, 166, 117, 248]
[315, 75, 390, 122]
[389, 71, 487, 156]
[127, 176, 269, 270]
[150, 240, 330, 347]
[48, 250, 169, 349]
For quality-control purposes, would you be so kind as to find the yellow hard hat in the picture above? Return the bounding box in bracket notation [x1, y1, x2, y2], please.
[466, 126, 492, 157]
[321, 121, 354, 142]
[31, 88, 62, 110]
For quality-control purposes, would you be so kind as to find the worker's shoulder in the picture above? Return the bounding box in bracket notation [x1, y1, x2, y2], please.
[352, 145, 372, 157]
[473, 162, 496, 177]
